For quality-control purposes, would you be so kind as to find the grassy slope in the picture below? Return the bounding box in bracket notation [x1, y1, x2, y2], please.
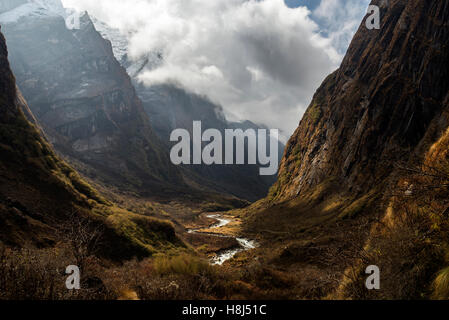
[0, 30, 184, 260]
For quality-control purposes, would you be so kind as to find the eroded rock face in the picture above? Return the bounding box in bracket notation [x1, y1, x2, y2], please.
[273, 0, 449, 202]
[1, 9, 183, 193]
[0, 31, 17, 120]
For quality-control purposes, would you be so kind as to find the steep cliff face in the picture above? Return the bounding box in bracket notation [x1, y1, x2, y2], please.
[0, 28, 101, 246]
[0, 30, 17, 120]
[237, 0, 449, 300]
[271, 0, 449, 203]
[1, 5, 183, 195]
[0, 30, 183, 256]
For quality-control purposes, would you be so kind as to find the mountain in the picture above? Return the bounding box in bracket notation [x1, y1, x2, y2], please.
[1, 0, 283, 201]
[0, 1, 184, 197]
[91, 18, 284, 201]
[0, 0, 27, 14]
[0, 0, 66, 21]
[0, 29, 183, 259]
[135, 83, 284, 201]
[241, 0, 449, 299]
[269, 0, 448, 204]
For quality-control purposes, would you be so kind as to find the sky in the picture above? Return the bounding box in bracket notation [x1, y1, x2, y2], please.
[62, 0, 370, 138]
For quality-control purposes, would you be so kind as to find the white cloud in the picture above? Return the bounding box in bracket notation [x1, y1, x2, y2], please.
[313, 0, 371, 53]
[62, 0, 366, 136]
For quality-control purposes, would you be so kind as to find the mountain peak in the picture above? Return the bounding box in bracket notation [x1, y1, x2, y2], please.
[0, 0, 67, 24]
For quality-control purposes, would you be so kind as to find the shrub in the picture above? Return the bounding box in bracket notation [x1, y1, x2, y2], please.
[0, 244, 113, 300]
[152, 254, 214, 277]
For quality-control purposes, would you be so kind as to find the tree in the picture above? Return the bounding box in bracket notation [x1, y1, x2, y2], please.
[59, 209, 104, 271]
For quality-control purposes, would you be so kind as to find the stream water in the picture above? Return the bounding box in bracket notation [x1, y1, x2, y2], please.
[188, 214, 258, 265]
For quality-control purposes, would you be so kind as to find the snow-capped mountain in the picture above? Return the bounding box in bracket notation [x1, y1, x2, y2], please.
[89, 16, 162, 77]
[1, 0, 283, 200]
[0, 0, 68, 24]
[88, 15, 284, 201]
[1, 1, 184, 195]
[89, 16, 128, 64]
[0, 0, 160, 76]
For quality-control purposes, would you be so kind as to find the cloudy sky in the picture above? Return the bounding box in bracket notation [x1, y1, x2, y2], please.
[62, 0, 370, 138]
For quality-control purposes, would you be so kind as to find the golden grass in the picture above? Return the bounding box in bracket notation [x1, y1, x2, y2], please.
[432, 267, 449, 299]
[152, 254, 215, 277]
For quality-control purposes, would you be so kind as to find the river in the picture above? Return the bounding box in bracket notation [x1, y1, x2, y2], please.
[188, 214, 258, 265]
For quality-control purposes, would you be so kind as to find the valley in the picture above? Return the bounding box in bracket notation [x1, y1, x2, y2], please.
[187, 213, 258, 265]
[90, 185, 258, 266]
[0, 0, 448, 301]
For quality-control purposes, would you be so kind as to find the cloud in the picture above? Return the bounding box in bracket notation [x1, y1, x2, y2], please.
[62, 0, 367, 136]
[312, 0, 371, 53]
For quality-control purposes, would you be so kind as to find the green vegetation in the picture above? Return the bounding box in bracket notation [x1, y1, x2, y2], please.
[0, 109, 184, 261]
[307, 102, 322, 124]
[292, 143, 302, 163]
[106, 211, 184, 256]
[0, 110, 106, 204]
[267, 182, 281, 201]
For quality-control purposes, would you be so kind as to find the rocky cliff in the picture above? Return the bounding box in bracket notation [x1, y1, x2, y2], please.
[0, 29, 183, 257]
[270, 0, 449, 205]
[239, 0, 449, 300]
[1, 4, 183, 196]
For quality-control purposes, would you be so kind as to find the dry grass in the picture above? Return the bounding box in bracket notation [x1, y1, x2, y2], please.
[0, 243, 115, 300]
[432, 267, 449, 299]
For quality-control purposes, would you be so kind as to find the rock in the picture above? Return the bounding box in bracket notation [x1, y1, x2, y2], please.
[272, 0, 449, 203]
[1, 8, 184, 195]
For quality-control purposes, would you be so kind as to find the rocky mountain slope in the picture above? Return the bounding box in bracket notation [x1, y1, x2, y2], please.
[91, 18, 284, 201]
[240, 0, 449, 299]
[0, 1, 184, 196]
[270, 0, 449, 204]
[0, 29, 183, 259]
[1, 0, 282, 201]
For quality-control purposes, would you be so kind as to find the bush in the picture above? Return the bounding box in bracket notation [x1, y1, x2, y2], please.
[0, 244, 114, 300]
[152, 254, 214, 277]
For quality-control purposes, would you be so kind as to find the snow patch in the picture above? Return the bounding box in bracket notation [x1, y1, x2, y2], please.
[0, 0, 67, 24]
[88, 16, 162, 74]
[90, 16, 128, 63]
